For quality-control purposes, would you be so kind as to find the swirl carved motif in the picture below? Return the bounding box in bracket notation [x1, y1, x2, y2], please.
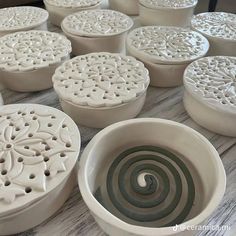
[45, 0, 101, 8]
[140, 0, 197, 8]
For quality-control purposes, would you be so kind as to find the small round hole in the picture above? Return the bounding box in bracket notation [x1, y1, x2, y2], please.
[32, 116, 37, 120]
[1, 170, 7, 175]
[44, 170, 50, 176]
[28, 133, 33, 137]
[4, 181, 11, 186]
[45, 145, 50, 151]
[62, 124, 67, 128]
[0, 158, 5, 163]
[52, 136, 57, 141]
[44, 157, 49, 162]
[18, 157, 23, 162]
[47, 123, 52, 127]
[66, 143, 71, 148]
[6, 144, 12, 148]
[25, 123, 29, 126]
[30, 111, 35, 114]
[60, 153, 65, 157]
[51, 116, 56, 119]
[25, 187, 32, 193]
[29, 174, 35, 179]
[24, 146, 29, 149]
[35, 151, 40, 156]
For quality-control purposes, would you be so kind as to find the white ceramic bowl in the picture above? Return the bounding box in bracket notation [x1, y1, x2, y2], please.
[78, 118, 226, 236]
[184, 56, 236, 137]
[53, 53, 150, 128]
[61, 10, 133, 55]
[0, 6, 48, 37]
[44, 0, 102, 27]
[126, 26, 209, 87]
[0, 104, 81, 235]
[109, 0, 139, 15]
[0, 30, 71, 92]
[191, 12, 236, 56]
[139, 0, 198, 27]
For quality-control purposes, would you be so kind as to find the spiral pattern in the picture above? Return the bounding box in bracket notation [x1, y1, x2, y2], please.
[95, 146, 195, 227]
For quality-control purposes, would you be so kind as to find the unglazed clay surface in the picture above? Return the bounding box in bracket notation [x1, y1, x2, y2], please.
[191, 12, 236, 41]
[53, 53, 149, 107]
[44, 0, 101, 8]
[0, 104, 80, 216]
[126, 26, 209, 64]
[0, 31, 71, 72]
[139, 0, 197, 8]
[62, 10, 133, 37]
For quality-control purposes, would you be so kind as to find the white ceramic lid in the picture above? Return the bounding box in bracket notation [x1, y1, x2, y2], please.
[0, 30, 71, 72]
[191, 12, 236, 42]
[0, 7, 48, 33]
[44, 0, 101, 8]
[53, 53, 150, 108]
[127, 26, 209, 65]
[184, 56, 236, 114]
[0, 104, 80, 217]
[62, 10, 133, 37]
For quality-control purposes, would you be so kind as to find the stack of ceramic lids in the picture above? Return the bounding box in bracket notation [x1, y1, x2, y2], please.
[0, 6, 48, 37]
[0, 104, 81, 235]
[126, 26, 209, 87]
[109, 0, 139, 15]
[52, 52, 150, 128]
[61, 9, 133, 55]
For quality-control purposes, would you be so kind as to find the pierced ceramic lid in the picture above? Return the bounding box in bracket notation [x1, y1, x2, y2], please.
[53, 53, 150, 108]
[184, 56, 236, 114]
[127, 26, 209, 65]
[191, 12, 236, 42]
[0, 7, 48, 33]
[44, 0, 101, 8]
[62, 10, 133, 37]
[0, 31, 71, 72]
[0, 104, 80, 216]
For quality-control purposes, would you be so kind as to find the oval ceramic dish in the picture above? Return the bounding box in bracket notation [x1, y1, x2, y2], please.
[191, 12, 236, 56]
[78, 118, 226, 236]
[126, 26, 209, 87]
[53, 53, 150, 128]
[109, 0, 139, 15]
[184, 56, 236, 137]
[139, 0, 198, 27]
[0, 30, 71, 92]
[0, 104, 81, 235]
[61, 9, 133, 55]
[44, 0, 102, 27]
[0, 6, 48, 37]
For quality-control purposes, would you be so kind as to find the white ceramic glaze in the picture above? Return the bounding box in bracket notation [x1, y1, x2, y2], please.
[126, 26, 209, 87]
[191, 12, 236, 56]
[0, 94, 3, 105]
[109, 0, 139, 15]
[139, 0, 198, 27]
[53, 52, 150, 128]
[62, 10, 133, 55]
[78, 118, 226, 236]
[0, 104, 81, 235]
[0, 30, 71, 92]
[0, 7, 48, 37]
[44, 0, 102, 26]
[184, 56, 236, 137]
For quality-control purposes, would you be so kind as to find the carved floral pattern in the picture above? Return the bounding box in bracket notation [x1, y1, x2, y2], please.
[139, 0, 197, 8]
[45, 0, 101, 8]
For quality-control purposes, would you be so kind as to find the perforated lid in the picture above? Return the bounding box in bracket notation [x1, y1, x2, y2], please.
[0, 7, 48, 33]
[53, 53, 150, 108]
[0, 31, 71, 72]
[184, 56, 236, 114]
[44, 0, 101, 8]
[62, 10, 133, 37]
[0, 104, 80, 216]
[127, 26, 209, 65]
[191, 12, 236, 42]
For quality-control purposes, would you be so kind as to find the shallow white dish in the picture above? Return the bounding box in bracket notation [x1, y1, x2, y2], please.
[0, 6, 48, 37]
[126, 26, 209, 87]
[184, 56, 236, 137]
[0, 104, 81, 235]
[191, 12, 236, 56]
[62, 9, 133, 55]
[139, 0, 198, 27]
[53, 52, 150, 128]
[109, 0, 139, 15]
[0, 30, 71, 92]
[44, 0, 102, 27]
[78, 118, 226, 236]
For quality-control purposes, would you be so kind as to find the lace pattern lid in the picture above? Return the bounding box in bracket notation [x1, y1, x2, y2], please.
[44, 0, 101, 8]
[0, 7, 48, 32]
[62, 10, 133, 37]
[0, 31, 71, 72]
[127, 26, 209, 64]
[0, 104, 80, 216]
[184, 56, 236, 114]
[53, 53, 150, 108]
[191, 12, 236, 41]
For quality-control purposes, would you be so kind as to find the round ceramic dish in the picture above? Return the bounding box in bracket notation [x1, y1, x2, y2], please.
[44, 0, 102, 27]
[0, 30, 71, 92]
[53, 53, 150, 128]
[139, 0, 198, 27]
[61, 10, 133, 55]
[78, 118, 226, 236]
[0, 6, 48, 37]
[126, 26, 209, 87]
[0, 104, 80, 235]
[109, 0, 139, 15]
[191, 12, 236, 56]
[184, 56, 236, 137]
